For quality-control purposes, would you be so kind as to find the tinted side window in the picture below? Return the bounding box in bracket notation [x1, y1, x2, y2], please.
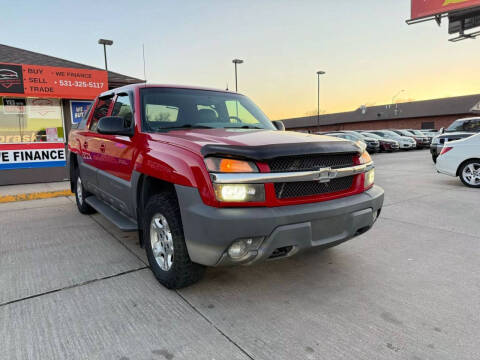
[89, 98, 113, 132]
[112, 94, 134, 128]
[464, 119, 480, 132]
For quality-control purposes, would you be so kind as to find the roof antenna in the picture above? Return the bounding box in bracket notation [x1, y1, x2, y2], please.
[142, 43, 147, 86]
[226, 82, 229, 91]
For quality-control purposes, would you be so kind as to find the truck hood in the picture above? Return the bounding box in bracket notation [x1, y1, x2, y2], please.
[149, 129, 362, 160]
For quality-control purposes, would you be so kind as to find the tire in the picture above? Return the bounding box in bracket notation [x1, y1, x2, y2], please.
[74, 167, 96, 214]
[459, 160, 480, 188]
[144, 192, 205, 289]
[432, 155, 437, 164]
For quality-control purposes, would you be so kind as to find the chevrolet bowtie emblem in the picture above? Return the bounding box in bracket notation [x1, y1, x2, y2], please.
[314, 167, 333, 183]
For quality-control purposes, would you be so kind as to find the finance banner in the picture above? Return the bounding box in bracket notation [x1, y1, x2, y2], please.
[0, 143, 66, 170]
[0, 62, 108, 100]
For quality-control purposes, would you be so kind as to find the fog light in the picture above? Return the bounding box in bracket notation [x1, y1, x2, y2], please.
[228, 239, 251, 259]
[364, 168, 375, 188]
[227, 237, 263, 260]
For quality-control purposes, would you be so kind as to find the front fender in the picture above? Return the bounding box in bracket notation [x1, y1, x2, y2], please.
[134, 143, 216, 206]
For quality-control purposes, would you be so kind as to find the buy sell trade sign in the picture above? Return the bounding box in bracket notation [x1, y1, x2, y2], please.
[0, 62, 108, 100]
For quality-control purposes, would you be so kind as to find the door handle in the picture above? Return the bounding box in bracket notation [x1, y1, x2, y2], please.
[83, 141, 88, 149]
[100, 144, 106, 153]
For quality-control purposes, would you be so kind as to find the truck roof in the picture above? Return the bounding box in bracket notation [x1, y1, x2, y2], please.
[99, 83, 240, 98]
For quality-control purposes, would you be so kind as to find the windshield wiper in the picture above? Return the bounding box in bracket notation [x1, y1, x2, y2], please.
[224, 125, 264, 129]
[157, 124, 215, 131]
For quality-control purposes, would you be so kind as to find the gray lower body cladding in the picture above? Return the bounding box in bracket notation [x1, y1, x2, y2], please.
[176, 185, 384, 266]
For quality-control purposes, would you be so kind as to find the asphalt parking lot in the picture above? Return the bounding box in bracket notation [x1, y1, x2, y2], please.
[1, 150, 479, 360]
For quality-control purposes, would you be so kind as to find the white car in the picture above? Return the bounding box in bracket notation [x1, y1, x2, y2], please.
[436, 133, 480, 188]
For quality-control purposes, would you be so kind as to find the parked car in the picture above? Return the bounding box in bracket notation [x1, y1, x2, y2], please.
[360, 132, 399, 152]
[436, 133, 480, 188]
[322, 132, 367, 151]
[408, 129, 433, 144]
[420, 130, 438, 142]
[390, 129, 429, 149]
[68, 84, 384, 289]
[430, 117, 480, 163]
[365, 130, 416, 150]
[337, 131, 381, 153]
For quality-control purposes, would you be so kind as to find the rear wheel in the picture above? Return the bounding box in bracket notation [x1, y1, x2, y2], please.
[432, 155, 437, 163]
[459, 160, 480, 188]
[74, 168, 95, 214]
[144, 192, 205, 289]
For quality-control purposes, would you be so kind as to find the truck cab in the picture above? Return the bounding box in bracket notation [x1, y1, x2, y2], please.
[68, 84, 384, 289]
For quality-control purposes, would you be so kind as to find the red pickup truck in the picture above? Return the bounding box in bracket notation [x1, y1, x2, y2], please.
[68, 84, 384, 289]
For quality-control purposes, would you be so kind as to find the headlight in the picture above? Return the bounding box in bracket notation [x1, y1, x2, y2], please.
[205, 157, 258, 173]
[213, 184, 265, 202]
[358, 151, 372, 164]
[364, 169, 375, 188]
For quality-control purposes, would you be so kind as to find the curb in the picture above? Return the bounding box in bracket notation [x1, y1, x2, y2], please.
[0, 190, 73, 204]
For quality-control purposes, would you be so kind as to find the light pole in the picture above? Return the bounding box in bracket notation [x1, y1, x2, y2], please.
[232, 59, 244, 92]
[316, 71, 326, 126]
[98, 39, 114, 71]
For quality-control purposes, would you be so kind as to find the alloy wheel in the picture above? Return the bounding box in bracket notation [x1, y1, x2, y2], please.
[462, 163, 480, 186]
[77, 177, 83, 205]
[150, 214, 174, 271]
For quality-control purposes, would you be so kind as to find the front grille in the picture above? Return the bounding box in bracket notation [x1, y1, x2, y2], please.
[275, 176, 355, 199]
[268, 154, 355, 173]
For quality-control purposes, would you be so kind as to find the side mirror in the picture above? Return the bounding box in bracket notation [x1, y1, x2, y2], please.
[439, 127, 445, 134]
[97, 116, 134, 136]
[272, 120, 285, 131]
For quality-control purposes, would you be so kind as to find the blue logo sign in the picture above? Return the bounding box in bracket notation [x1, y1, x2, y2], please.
[70, 100, 93, 124]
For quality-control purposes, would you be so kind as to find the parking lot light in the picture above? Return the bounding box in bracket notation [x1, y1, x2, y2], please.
[98, 39, 114, 71]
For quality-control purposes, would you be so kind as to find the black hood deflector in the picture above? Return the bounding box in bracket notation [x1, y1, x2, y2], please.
[201, 141, 362, 161]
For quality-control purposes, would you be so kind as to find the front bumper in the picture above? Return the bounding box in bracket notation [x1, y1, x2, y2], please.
[400, 142, 415, 149]
[367, 144, 380, 153]
[176, 185, 384, 266]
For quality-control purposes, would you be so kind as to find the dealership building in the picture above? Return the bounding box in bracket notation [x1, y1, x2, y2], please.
[0, 44, 143, 185]
[280, 94, 480, 133]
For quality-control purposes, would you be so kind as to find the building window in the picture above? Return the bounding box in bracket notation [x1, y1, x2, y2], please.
[421, 121, 435, 129]
[0, 97, 64, 143]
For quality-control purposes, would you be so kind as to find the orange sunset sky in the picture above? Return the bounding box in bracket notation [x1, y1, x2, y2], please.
[3, 0, 480, 120]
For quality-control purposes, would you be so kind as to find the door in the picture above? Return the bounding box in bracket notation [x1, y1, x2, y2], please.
[78, 97, 113, 194]
[95, 93, 137, 216]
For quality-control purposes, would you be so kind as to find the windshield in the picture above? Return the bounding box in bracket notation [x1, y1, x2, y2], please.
[398, 130, 414, 136]
[409, 130, 424, 136]
[328, 133, 361, 142]
[362, 132, 382, 140]
[345, 131, 367, 139]
[446, 118, 480, 133]
[140, 88, 275, 131]
[380, 130, 402, 138]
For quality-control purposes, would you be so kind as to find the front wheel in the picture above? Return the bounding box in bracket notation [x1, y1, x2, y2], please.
[459, 160, 480, 188]
[144, 192, 205, 289]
